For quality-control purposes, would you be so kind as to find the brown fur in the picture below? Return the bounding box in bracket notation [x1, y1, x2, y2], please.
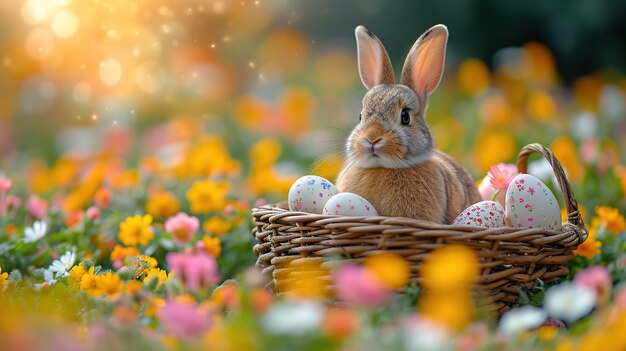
[337, 151, 481, 223]
[339, 25, 481, 223]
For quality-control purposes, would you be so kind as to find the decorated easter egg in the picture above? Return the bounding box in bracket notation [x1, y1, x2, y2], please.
[288, 175, 338, 214]
[452, 201, 507, 228]
[505, 174, 561, 230]
[322, 192, 378, 217]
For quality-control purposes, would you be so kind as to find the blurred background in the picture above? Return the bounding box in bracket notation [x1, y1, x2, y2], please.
[0, 0, 625, 209]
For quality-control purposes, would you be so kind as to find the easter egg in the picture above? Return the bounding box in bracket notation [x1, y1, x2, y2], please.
[322, 192, 378, 217]
[505, 174, 561, 230]
[288, 175, 339, 214]
[452, 201, 507, 228]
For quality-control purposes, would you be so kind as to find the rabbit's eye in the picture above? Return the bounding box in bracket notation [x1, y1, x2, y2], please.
[359, 113, 362, 122]
[400, 109, 410, 125]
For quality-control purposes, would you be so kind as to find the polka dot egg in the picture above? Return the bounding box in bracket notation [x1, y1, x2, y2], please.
[322, 192, 378, 217]
[288, 175, 338, 214]
[452, 201, 506, 228]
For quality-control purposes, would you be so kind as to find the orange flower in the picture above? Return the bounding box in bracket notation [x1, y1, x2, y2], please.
[251, 288, 273, 313]
[110, 245, 141, 264]
[145, 192, 180, 218]
[551, 137, 584, 182]
[0, 267, 8, 289]
[321, 308, 359, 340]
[203, 217, 231, 236]
[595, 206, 626, 234]
[574, 222, 601, 259]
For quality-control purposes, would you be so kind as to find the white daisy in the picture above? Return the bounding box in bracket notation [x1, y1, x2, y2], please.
[544, 282, 597, 323]
[24, 220, 48, 243]
[48, 251, 76, 278]
[42, 268, 57, 285]
[402, 317, 450, 351]
[499, 306, 547, 336]
[261, 300, 323, 336]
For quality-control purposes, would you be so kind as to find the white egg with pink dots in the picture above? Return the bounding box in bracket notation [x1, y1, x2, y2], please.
[323, 192, 378, 217]
[505, 174, 561, 230]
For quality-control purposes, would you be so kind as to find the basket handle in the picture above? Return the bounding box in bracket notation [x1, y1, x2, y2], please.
[516, 143, 587, 243]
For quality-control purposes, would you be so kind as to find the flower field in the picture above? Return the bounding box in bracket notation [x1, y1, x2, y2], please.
[1, 1, 626, 350]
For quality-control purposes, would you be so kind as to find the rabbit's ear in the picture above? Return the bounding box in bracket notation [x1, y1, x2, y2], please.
[355, 26, 395, 90]
[400, 24, 448, 97]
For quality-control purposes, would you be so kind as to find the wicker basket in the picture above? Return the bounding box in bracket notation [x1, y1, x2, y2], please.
[251, 144, 588, 313]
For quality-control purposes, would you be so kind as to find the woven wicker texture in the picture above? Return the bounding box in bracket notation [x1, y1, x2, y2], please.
[251, 144, 588, 313]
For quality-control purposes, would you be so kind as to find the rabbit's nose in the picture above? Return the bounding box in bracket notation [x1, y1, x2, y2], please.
[368, 137, 382, 146]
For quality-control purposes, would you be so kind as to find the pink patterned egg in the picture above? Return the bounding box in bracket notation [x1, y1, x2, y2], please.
[505, 174, 561, 230]
[288, 175, 339, 214]
[452, 201, 506, 228]
[322, 192, 378, 217]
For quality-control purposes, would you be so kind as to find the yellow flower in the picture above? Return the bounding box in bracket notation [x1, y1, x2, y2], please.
[249, 138, 282, 168]
[420, 245, 479, 290]
[145, 192, 180, 218]
[112, 170, 139, 189]
[278, 258, 331, 299]
[202, 236, 222, 258]
[68, 265, 87, 288]
[187, 138, 241, 177]
[574, 219, 601, 259]
[364, 253, 410, 290]
[419, 245, 479, 331]
[80, 267, 99, 295]
[457, 58, 491, 95]
[312, 155, 344, 184]
[475, 129, 517, 173]
[143, 268, 171, 284]
[527, 90, 557, 121]
[0, 267, 8, 289]
[118, 214, 154, 246]
[131, 255, 159, 278]
[95, 272, 123, 297]
[186, 180, 229, 214]
[203, 217, 231, 236]
[595, 206, 626, 234]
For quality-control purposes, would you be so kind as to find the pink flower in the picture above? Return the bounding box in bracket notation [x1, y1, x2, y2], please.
[0, 175, 11, 193]
[0, 194, 21, 216]
[86, 206, 101, 221]
[488, 163, 518, 190]
[334, 264, 388, 306]
[26, 195, 48, 220]
[574, 265, 611, 302]
[165, 212, 199, 245]
[157, 300, 211, 339]
[479, 163, 518, 205]
[478, 176, 505, 204]
[580, 138, 599, 165]
[167, 252, 220, 291]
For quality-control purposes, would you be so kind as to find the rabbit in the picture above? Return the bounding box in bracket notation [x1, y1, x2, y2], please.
[336, 24, 482, 224]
